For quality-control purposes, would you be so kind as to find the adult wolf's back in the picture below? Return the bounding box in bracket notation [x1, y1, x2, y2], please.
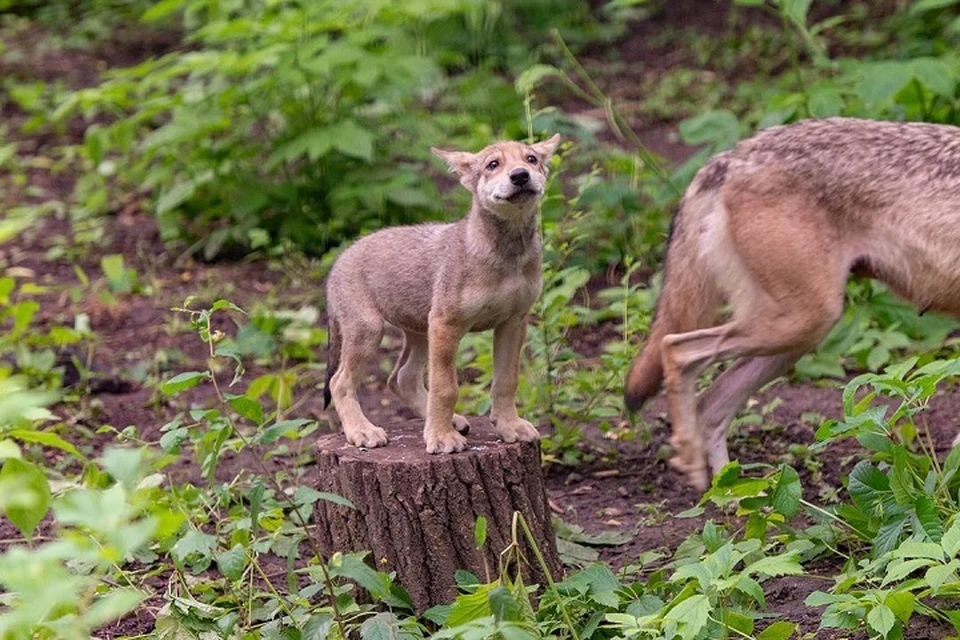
[625, 117, 960, 490]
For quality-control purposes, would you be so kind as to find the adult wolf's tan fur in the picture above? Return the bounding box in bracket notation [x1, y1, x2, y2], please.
[625, 117, 960, 490]
[324, 135, 560, 454]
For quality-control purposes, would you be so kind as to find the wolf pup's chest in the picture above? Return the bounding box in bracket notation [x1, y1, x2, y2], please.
[460, 269, 542, 331]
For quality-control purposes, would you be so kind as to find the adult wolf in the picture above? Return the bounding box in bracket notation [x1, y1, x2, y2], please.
[625, 117, 960, 490]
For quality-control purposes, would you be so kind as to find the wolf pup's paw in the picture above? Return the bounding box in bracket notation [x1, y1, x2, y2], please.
[345, 424, 389, 449]
[425, 428, 468, 454]
[493, 417, 540, 443]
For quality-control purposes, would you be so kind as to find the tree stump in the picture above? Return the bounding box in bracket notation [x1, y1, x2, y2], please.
[312, 417, 561, 612]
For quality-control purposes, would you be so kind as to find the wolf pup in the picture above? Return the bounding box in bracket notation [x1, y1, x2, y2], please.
[625, 117, 960, 490]
[324, 135, 560, 454]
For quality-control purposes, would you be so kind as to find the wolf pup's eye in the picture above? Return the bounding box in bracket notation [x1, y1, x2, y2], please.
[527, 155, 538, 164]
[486, 160, 499, 170]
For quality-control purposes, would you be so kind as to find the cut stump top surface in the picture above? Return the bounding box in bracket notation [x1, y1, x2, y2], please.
[315, 416, 530, 464]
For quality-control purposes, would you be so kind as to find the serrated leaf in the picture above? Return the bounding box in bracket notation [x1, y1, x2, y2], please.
[7, 429, 83, 459]
[884, 591, 915, 625]
[445, 582, 495, 627]
[744, 552, 804, 578]
[943, 519, 960, 557]
[664, 594, 711, 640]
[678, 109, 740, 150]
[915, 495, 943, 541]
[489, 585, 522, 622]
[925, 560, 960, 594]
[859, 62, 912, 105]
[162, 371, 210, 396]
[294, 486, 355, 510]
[302, 613, 334, 640]
[867, 604, 896, 637]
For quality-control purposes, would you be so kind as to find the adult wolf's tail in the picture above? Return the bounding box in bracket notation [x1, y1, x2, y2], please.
[624, 197, 720, 411]
[323, 317, 341, 409]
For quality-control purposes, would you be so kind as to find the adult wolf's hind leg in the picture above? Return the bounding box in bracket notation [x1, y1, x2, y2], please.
[697, 354, 799, 474]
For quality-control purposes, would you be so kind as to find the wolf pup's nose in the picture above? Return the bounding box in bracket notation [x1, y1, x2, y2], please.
[509, 168, 530, 186]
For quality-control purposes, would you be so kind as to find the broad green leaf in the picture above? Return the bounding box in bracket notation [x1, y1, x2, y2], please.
[912, 57, 956, 97]
[303, 613, 334, 640]
[332, 121, 374, 162]
[7, 429, 83, 459]
[294, 486, 355, 510]
[943, 518, 960, 557]
[488, 585, 522, 622]
[445, 581, 495, 627]
[0, 458, 50, 537]
[808, 88, 845, 118]
[162, 371, 210, 396]
[885, 591, 915, 625]
[771, 465, 801, 518]
[895, 541, 945, 560]
[217, 544, 247, 581]
[882, 558, 935, 585]
[255, 418, 312, 444]
[915, 495, 943, 541]
[867, 604, 896, 637]
[782, 0, 812, 25]
[848, 461, 890, 512]
[664, 594, 711, 640]
[925, 559, 960, 594]
[360, 612, 418, 640]
[744, 552, 804, 578]
[678, 109, 740, 150]
[757, 620, 797, 640]
[171, 529, 217, 572]
[85, 588, 145, 628]
[226, 394, 264, 426]
[859, 62, 912, 105]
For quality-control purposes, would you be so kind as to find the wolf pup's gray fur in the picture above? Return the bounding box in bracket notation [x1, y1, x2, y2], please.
[624, 117, 960, 490]
[324, 135, 561, 454]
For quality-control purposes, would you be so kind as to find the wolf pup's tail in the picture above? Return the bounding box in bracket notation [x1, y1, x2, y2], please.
[624, 197, 720, 411]
[323, 317, 341, 409]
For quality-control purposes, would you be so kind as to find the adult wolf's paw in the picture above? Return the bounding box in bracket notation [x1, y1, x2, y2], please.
[345, 424, 388, 449]
[425, 428, 468, 454]
[493, 417, 540, 443]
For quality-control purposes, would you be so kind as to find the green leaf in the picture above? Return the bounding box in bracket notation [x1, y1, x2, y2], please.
[925, 559, 960, 594]
[867, 604, 896, 638]
[162, 371, 210, 396]
[942, 518, 960, 557]
[0, 459, 50, 537]
[7, 429, 83, 459]
[848, 461, 890, 512]
[226, 394, 264, 426]
[884, 591, 915, 625]
[100, 254, 134, 294]
[171, 529, 217, 572]
[85, 588, 145, 628]
[664, 594, 711, 640]
[915, 495, 943, 541]
[771, 465, 801, 518]
[360, 612, 418, 640]
[895, 541, 945, 560]
[912, 57, 956, 97]
[216, 544, 247, 581]
[859, 62, 912, 105]
[678, 109, 740, 151]
[294, 486, 355, 510]
[782, 0, 812, 25]
[332, 121, 374, 162]
[474, 515, 488, 548]
[807, 88, 845, 118]
[255, 418, 312, 444]
[445, 582, 495, 626]
[757, 620, 797, 640]
[302, 614, 334, 640]
[488, 585, 522, 622]
[910, 0, 960, 14]
[744, 552, 804, 578]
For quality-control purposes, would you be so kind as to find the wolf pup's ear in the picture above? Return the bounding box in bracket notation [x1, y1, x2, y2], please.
[431, 148, 478, 190]
[530, 133, 561, 161]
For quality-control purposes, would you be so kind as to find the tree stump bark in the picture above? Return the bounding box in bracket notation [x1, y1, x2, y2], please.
[312, 417, 561, 612]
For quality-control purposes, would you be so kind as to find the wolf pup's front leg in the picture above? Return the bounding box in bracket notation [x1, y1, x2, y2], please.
[490, 316, 540, 443]
[424, 316, 468, 454]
